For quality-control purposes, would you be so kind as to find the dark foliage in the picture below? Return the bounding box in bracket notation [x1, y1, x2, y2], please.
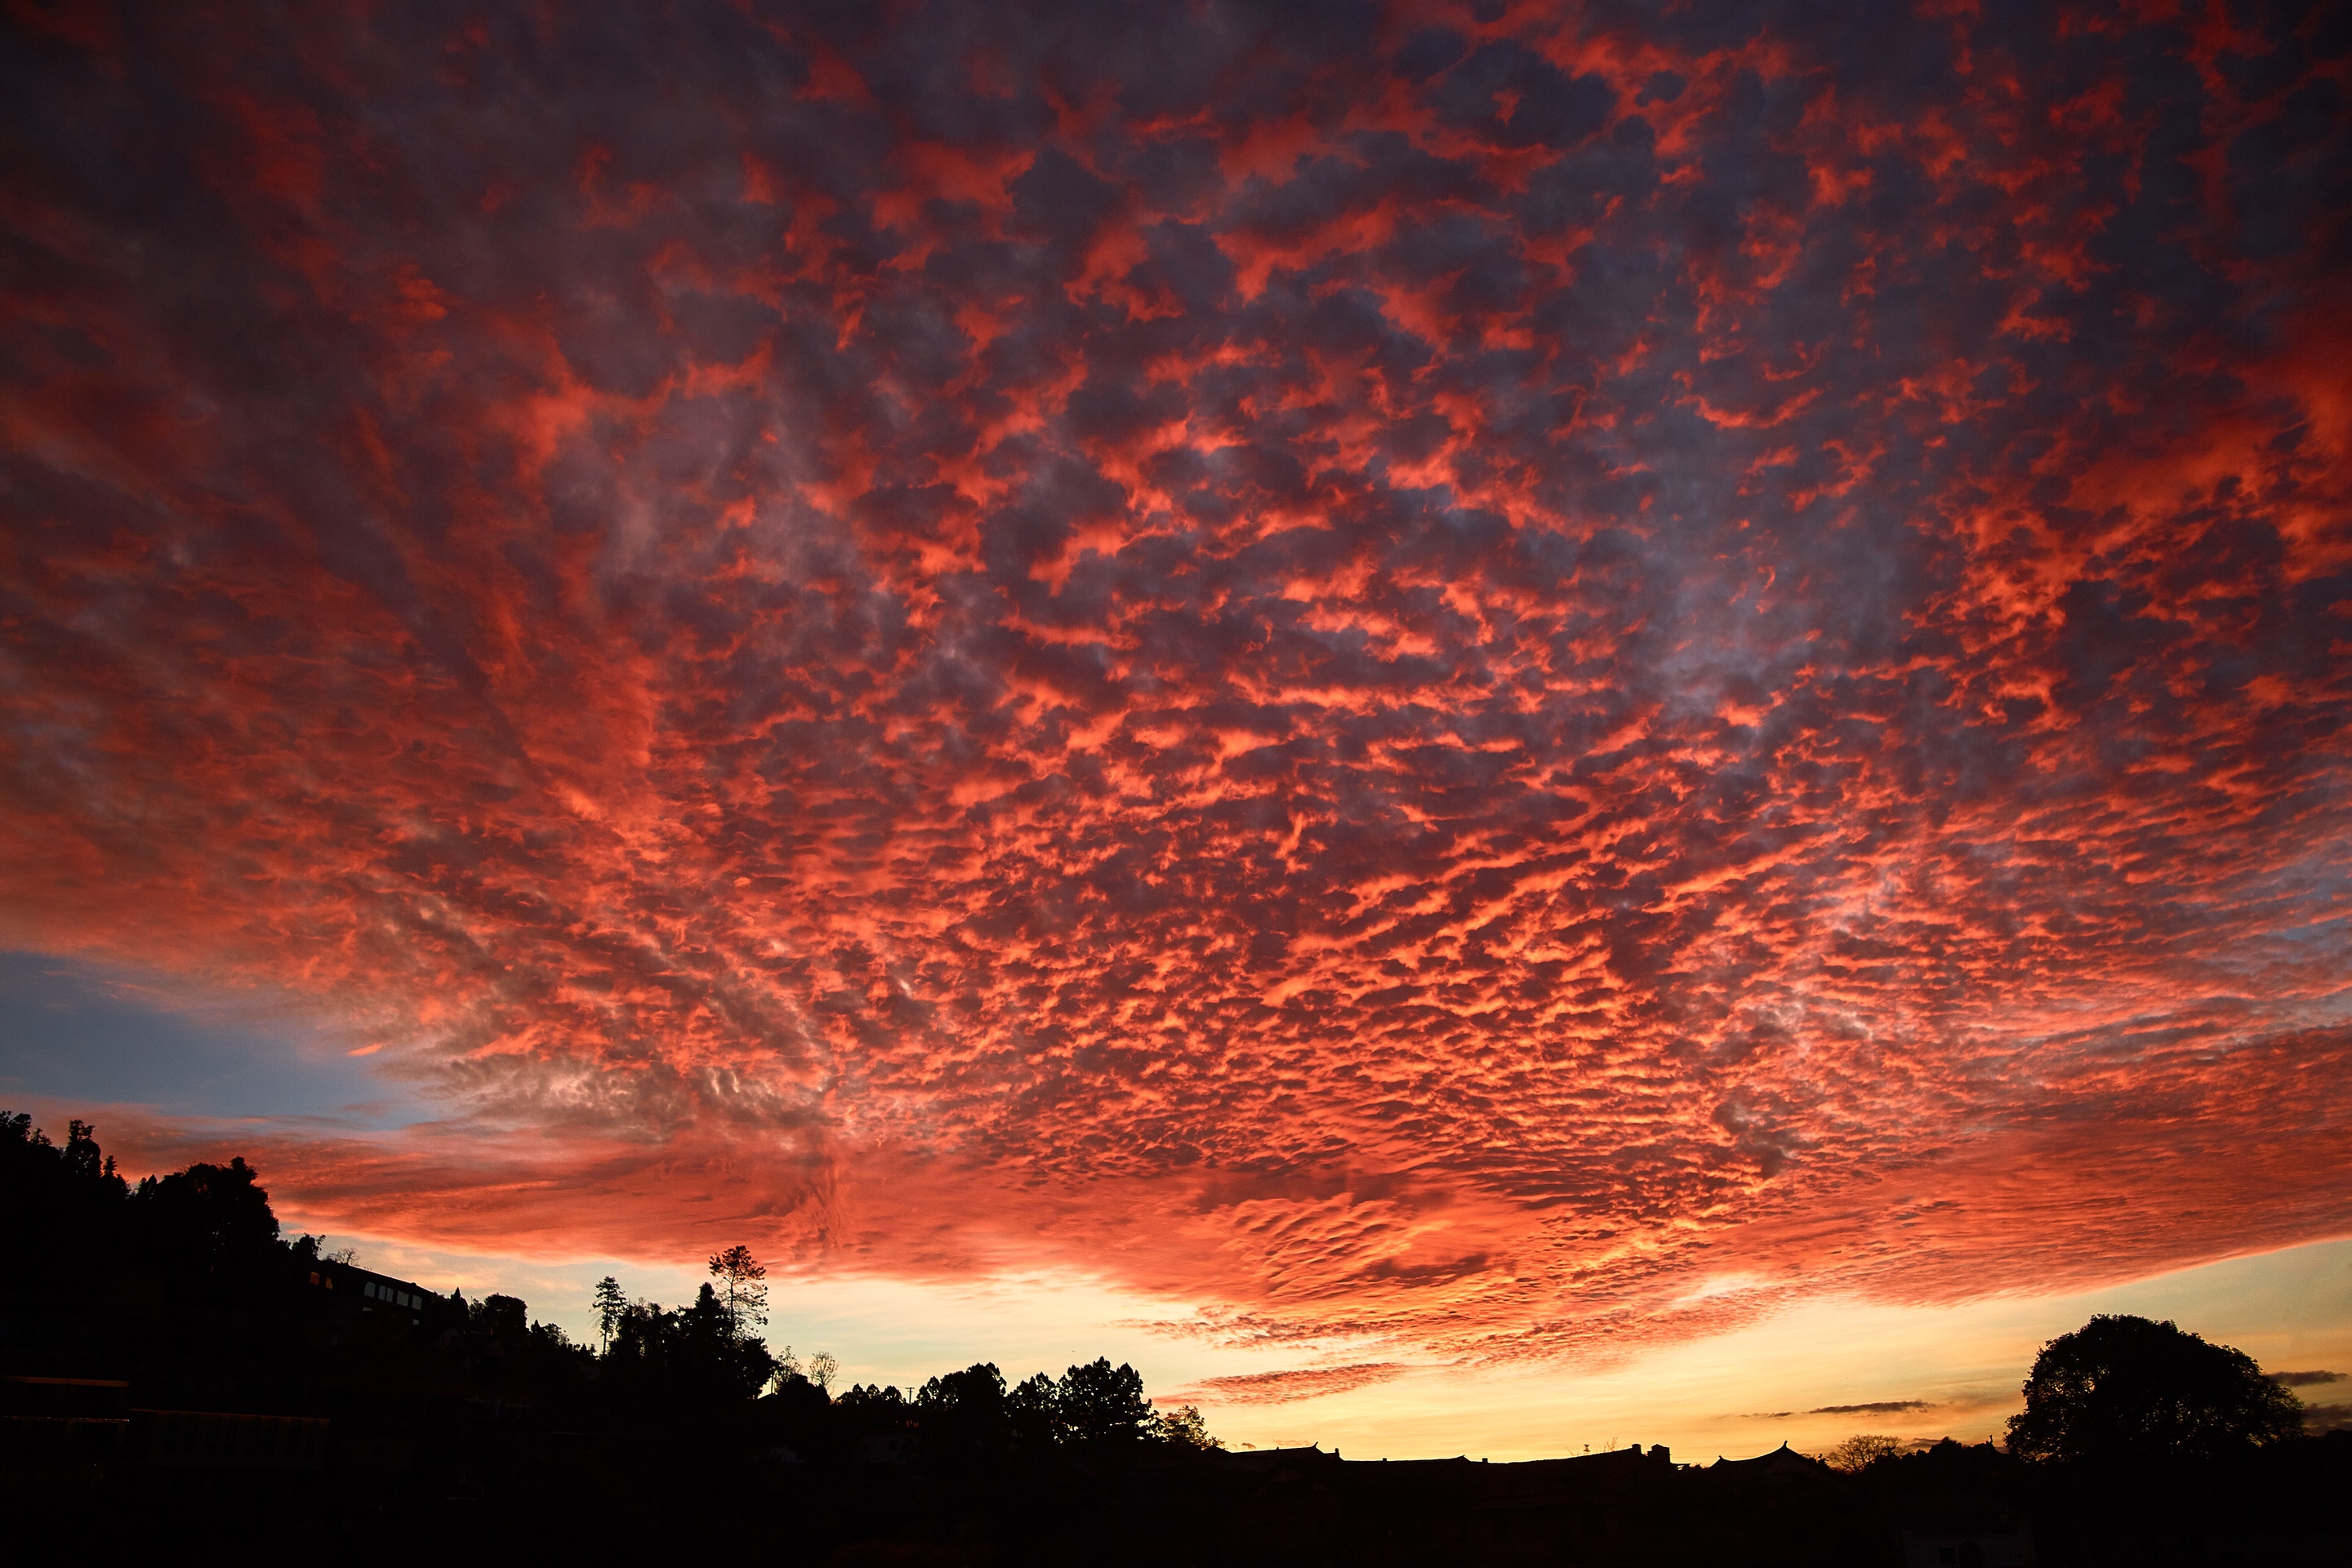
[598, 1282, 777, 1419]
[2007, 1314, 2306, 1465]
[131, 1158, 283, 1276]
[1056, 1355, 1159, 1445]
[3, 1112, 126, 1290]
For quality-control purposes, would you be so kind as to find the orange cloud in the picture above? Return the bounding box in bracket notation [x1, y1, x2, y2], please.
[2, 0, 2347, 1370]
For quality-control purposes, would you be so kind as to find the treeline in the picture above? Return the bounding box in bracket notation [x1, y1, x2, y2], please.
[586, 1239, 1218, 1458]
[0, 1111, 1217, 1468]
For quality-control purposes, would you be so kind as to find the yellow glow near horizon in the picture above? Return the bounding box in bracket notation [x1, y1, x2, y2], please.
[294, 1218, 2352, 1462]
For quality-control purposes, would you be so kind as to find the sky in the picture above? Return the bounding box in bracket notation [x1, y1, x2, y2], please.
[2, 0, 2348, 1459]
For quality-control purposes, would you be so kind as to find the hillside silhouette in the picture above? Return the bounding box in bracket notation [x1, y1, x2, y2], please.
[3, 1112, 2343, 1565]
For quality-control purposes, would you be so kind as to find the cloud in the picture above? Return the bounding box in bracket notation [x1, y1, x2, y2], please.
[1176, 1364, 1411, 1406]
[1, 0, 2348, 1364]
[1741, 1400, 1936, 1420]
[2272, 1371, 2348, 1388]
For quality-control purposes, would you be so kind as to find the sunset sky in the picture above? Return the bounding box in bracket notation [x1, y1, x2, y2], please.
[3, 0, 2348, 1460]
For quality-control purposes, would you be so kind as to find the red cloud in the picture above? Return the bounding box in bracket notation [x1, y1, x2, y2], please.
[2, 1, 2347, 1363]
[1173, 1364, 1411, 1405]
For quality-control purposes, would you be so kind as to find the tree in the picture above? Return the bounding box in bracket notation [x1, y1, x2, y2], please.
[2007, 1314, 2305, 1465]
[4, 1112, 131, 1316]
[707, 1244, 768, 1338]
[1822, 1434, 1901, 1472]
[1008, 1371, 1062, 1447]
[805, 1349, 838, 1392]
[604, 1288, 778, 1410]
[593, 1275, 627, 1353]
[1153, 1403, 1223, 1450]
[63, 1120, 109, 1182]
[1058, 1357, 1156, 1445]
[474, 1293, 528, 1340]
[919, 1361, 1007, 1416]
[917, 1362, 1012, 1459]
[129, 1156, 280, 1274]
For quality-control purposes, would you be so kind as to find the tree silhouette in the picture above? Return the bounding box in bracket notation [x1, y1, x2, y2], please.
[5, 1112, 131, 1321]
[63, 1119, 111, 1182]
[475, 1293, 529, 1340]
[1822, 1434, 1900, 1472]
[920, 1361, 1007, 1415]
[129, 1156, 279, 1275]
[593, 1275, 627, 1352]
[1007, 1370, 1061, 1447]
[707, 1244, 768, 1337]
[1057, 1357, 1156, 1445]
[604, 1285, 778, 1411]
[1153, 1403, 1223, 1450]
[765, 1343, 835, 1391]
[917, 1362, 1012, 1459]
[2007, 1314, 2305, 1464]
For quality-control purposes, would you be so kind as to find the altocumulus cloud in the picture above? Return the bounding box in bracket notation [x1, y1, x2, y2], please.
[1178, 1365, 1414, 1406]
[1, 0, 2348, 1365]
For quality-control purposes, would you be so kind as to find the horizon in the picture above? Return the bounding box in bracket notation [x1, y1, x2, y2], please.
[7, 1094, 2351, 1461]
[3, 2, 2347, 1468]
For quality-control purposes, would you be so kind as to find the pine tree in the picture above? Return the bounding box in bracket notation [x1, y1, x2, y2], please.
[706, 1245, 768, 1339]
[592, 1275, 627, 1353]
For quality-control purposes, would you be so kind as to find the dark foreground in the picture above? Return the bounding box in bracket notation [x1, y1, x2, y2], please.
[8, 1416, 2348, 1565]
